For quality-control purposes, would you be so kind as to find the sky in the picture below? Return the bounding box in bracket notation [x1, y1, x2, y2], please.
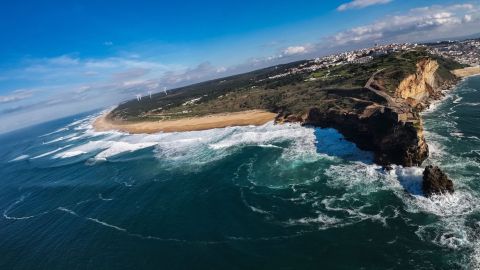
[1, 0, 479, 133]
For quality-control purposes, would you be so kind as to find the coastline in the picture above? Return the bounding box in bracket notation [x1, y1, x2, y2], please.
[93, 110, 277, 134]
[452, 66, 480, 78]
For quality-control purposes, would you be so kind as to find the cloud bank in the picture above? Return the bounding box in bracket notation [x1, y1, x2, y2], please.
[334, 4, 479, 45]
[337, 0, 392, 11]
[0, 90, 34, 104]
[0, 2, 479, 134]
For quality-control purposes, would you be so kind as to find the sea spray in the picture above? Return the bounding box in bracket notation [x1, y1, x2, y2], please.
[1, 77, 480, 269]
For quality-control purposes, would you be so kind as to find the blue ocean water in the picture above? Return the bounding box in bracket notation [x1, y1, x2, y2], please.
[1, 76, 480, 269]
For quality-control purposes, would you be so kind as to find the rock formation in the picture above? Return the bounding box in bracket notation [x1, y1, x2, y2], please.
[284, 59, 450, 167]
[422, 165, 454, 196]
[395, 59, 440, 108]
[107, 51, 460, 173]
[301, 105, 428, 166]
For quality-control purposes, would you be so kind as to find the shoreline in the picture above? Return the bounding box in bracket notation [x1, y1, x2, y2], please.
[452, 66, 480, 78]
[93, 110, 278, 134]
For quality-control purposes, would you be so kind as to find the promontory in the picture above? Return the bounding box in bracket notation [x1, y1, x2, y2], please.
[97, 47, 468, 172]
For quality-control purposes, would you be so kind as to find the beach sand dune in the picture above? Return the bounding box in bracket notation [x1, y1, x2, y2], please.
[452, 66, 480, 78]
[94, 110, 278, 134]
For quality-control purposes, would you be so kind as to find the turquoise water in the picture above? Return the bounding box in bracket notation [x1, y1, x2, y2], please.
[1, 76, 480, 269]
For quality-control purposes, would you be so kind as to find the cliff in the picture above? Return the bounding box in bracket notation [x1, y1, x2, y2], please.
[299, 105, 428, 166]
[108, 50, 462, 168]
[396, 59, 440, 108]
[278, 58, 455, 166]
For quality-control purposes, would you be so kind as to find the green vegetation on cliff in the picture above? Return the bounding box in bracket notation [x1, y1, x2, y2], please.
[110, 50, 462, 122]
[108, 49, 463, 167]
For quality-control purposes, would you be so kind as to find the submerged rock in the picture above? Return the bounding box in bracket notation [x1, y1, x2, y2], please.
[422, 165, 454, 196]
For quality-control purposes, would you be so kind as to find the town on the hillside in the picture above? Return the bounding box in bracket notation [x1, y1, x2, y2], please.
[268, 38, 480, 80]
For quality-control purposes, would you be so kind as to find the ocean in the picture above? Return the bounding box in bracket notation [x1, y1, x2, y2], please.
[1, 76, 480, 270]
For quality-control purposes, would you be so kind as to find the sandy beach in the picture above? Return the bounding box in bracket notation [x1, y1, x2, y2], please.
[452, 66, 480, 78]
[93, 110, 278, 134]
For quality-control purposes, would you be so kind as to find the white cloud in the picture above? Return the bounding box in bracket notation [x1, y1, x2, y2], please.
[0, 53, 234, 134]
[160, 62, 227, 85]
[122, 80, 145, 87]
[237, 3, 480, 75]
[464, 14, 473, 22]
[46, 55, 80, 66]
[333, 3, 480, 45]
[74, 85, 92, 94]
[216, 66, 227, 73]
[83, 58, 168, 70]
[112, 68, 151, 80]
[337, 0, 392, 11]
[0, 90, 34, 104]
[283, 46, 308, 55]
[2, 2, 480, 134]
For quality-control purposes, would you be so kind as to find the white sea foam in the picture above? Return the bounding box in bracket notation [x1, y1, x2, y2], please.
[66, 119, 87, 127]
[57, 206, 196, 243]
[453, 96, 463, 104]
[209, 122, 308, 150]
[320, 195, 394, 227]
[314, 128, 373, 162]
[324, 162, 384, 194]
[405, 191, 479, 217]
[43, 133, 78, 144]
[463, 102, 480, 106]
[393, 166, 424, 195]
[422, 92, 453, 114]
[55, 150, 88, 158]
[98, 194, 113, 201]
[57, 207, 78, 216]
[53, 141, 113, 159]
[34, 106, 480, 261]
[35, 111, 371, 170]
[39, 127, 68, 137]
[3, 196, 36, 220]
[31, 145, 73, 159]
[94, 141, 157, 161]
[9, 154, 29, 162]
[417, 79, 480, 267]
[286, 214, 341, 227]
[3, 194, 49, 220]
[450, 131, 464, 138]
[424, 131, 447, 158]
[472, 245, 480, 270]
[86, 217, 127, 232]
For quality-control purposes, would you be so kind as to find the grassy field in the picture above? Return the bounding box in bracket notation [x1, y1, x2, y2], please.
[110, 50, 463, 122]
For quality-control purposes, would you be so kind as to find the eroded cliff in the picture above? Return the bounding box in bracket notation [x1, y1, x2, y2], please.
[109, 50, 462, 168]
[395, 59, 441, 108]
[299, 105, 428, 166]
[278, 58, 456, 167]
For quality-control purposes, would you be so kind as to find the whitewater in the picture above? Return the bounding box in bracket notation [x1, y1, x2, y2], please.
[1, 76, 480, 269]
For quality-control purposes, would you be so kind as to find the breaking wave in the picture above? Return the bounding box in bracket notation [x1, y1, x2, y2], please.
[3, 76, 480, 269]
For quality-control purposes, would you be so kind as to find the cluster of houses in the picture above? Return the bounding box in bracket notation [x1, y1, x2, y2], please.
[266, 43, 420, 80]
[264, 38, 480, 82]
[427, 39, 480, 67]
[312, 43, 419, 68]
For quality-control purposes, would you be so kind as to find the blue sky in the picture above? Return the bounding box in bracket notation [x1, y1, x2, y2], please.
[1, 0, 479, 133]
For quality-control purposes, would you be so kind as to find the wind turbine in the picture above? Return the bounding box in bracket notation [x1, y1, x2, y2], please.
[148, 91, 153, 99]
[136, 94, 142, 101]
[163, 87, 168, 96]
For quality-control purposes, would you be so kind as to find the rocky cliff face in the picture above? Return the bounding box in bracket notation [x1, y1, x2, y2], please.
[395, 59, 442, 109]
[298, 105, 428, 166]
[279, 58, 455, 167]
